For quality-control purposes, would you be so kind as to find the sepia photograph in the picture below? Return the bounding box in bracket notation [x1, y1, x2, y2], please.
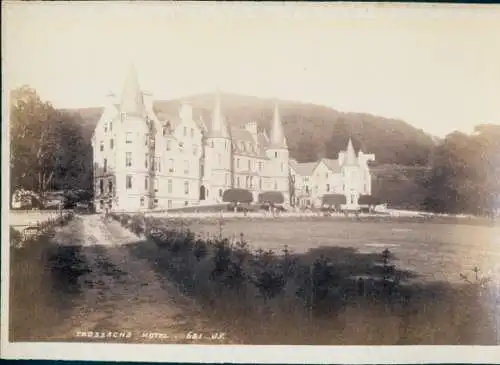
[1, 1, 499, 363]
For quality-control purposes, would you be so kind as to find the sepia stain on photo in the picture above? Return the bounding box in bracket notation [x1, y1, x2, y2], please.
[2, 1, 500, 362]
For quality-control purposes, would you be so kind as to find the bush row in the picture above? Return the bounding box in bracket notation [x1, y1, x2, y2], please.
[111, 213, 404, 312]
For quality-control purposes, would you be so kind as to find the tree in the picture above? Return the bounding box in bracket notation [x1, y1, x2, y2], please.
[322, 194, 346, 209]
[358, 195, 380, 206]
[422, 125, 500, 215]
[258, 191, 285, 205]
[10, 86, 93, 205]
[222, 188, 253, 204]
[288, 170, 296, 206]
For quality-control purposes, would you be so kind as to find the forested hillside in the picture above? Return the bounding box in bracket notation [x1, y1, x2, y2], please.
[67, 92, 437, 166]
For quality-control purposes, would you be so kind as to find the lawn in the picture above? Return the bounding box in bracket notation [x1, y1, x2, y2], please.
[118, 214, 499, 344]
[174, 218, 500, 284]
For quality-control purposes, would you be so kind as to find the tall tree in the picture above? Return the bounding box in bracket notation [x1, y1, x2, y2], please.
[10, 86, 93, 204]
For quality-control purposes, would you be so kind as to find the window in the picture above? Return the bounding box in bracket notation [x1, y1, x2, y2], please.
[219, 189, 223, 197]
[145, 153, 149, 168]
[248, 160, 251, 170]
[145, 177, 149, 190]
[110, 139, 114, 149]
[237, 176, 241, 187]
[183, 127, 187, 136]
[211, 141, 214, 148]
[166, 140, 171, 151]
[190, 128, 194, 138]
[168, 158, 174, 172]
[184, 160, 189, 175]
[140, 197, 144, 207]
[237, 159, 240, 168]
[110, 122, 113, 131]
[168, 200, 172, 209]
[154, 178, 159, 192]
[168, 179, 172, 193]
[342, 183, 345, 191]
[126, 132, 132, 143]
[305, 186, 309, 194]
[184, 201, 189, 207]
[100, 200, 104, 209]
[274, 180, 278, 190]
[103, 158, 107, 173]
[99, 179, 104, 194]
[184, 181, 189, 195]
[100, 141, 104, 152]
[104, 123, 108, 133]
[126, 152, 132, 167]
[108, 180, 113, 194]
[275, 152, 278, 158]
[157, 158, 161, 172]
[258, 162, 262, 172]
[126, 175, 132, 189]
[326, 184, 330, 192]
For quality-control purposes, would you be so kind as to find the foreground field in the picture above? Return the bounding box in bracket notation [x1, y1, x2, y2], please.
[166, 217, 500, 285]
[10, 214, 500, 345]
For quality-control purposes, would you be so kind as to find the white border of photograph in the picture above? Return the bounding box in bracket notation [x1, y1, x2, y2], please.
[2, 2, 499, 363]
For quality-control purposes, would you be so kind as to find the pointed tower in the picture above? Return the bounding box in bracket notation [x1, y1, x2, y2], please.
[344, 138, 358, 166]
[269, 101, 287, 149]
[266, 101, 290, 204]
[341, 138, 361, 208]
[120, 64, 145, 117]
[203, 91, 232, 203]
[208, 90, 230, 138]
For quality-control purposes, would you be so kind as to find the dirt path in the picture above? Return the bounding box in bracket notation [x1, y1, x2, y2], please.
[48, 215, 230, 344]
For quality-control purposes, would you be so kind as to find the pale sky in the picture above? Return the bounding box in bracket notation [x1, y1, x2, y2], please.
[3, 2, 500, 137]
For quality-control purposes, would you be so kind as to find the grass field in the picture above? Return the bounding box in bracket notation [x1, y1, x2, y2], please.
[169, 218, 500, 285]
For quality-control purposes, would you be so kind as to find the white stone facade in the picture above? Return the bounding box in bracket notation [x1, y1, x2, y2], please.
[91, 67, 374, 212]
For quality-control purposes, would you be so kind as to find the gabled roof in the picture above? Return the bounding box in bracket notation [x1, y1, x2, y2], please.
[290, 160, 317, 176]
[321, 158, 341, 173]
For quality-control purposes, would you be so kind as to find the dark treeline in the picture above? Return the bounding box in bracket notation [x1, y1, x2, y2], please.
[9, 86, 93, 201]
[9, 87, 500, 215]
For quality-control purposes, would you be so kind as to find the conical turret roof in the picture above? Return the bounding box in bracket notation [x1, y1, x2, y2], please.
[269, 101, 287, 149]
[120, 64, 145, 116]
[343, 138, 358, 166]
[208, 91, 230, 139]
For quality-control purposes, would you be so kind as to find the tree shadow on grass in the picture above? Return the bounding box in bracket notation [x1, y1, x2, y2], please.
[124, 234, 498, 345]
